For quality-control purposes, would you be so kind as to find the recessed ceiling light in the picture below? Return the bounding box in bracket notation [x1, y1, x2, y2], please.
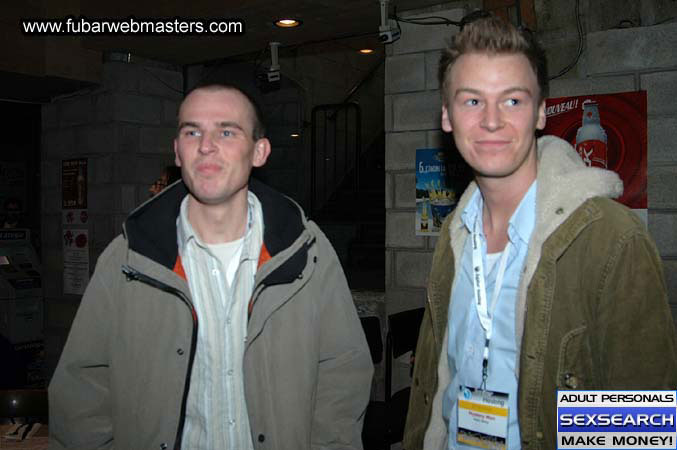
[275, 18, 301, 28]
[290, 133, 300, 138]
[359, 49, 374, 54]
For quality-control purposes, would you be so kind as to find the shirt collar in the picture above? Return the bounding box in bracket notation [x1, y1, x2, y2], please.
[460, 188, 483, 235]
[176, 193, 257, 253]
[461, 180, 537, 246]
[176, 195, 196, 252]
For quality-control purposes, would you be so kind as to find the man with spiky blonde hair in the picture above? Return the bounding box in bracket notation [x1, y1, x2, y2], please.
[404, 13, 676, 450]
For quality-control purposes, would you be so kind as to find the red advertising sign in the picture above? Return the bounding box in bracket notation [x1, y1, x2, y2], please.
[543, 91, 647, 209]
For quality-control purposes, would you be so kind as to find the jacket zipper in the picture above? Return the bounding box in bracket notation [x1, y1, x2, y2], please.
[247, 237, 316, 322]
[121, 265, 197, 449]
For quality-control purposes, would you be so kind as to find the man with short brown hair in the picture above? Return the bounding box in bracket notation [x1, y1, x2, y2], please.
[404, 14, 677, 450]
[50, 84, 373, 450]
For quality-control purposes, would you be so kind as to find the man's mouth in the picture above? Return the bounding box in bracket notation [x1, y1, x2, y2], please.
[475, 139, 512, 150]
[196, 162, 222, 175]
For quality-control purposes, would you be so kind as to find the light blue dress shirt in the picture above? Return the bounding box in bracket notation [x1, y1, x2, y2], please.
[443, 181, 537, 450]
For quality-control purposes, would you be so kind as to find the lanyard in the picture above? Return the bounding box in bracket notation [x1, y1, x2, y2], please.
[471, 215, 510, 388]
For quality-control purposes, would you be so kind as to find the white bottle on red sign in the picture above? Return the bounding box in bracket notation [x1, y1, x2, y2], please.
[575, 100, 608, 168]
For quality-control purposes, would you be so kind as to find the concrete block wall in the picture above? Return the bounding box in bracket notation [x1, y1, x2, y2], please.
[543, 22, 677, 322]
[385, 3, 474, 316]
[383, 4, 477, 416]
[41, 59, 182, 376]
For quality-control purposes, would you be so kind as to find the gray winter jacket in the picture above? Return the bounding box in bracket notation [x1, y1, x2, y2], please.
[49, 178, 374, 450]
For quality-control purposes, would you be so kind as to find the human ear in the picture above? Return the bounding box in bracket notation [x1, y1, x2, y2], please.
[252, 138, 271, 167]
[173, 139, 182, 167]
[536, 100, 546, 130]
[441, 104, 453, 132]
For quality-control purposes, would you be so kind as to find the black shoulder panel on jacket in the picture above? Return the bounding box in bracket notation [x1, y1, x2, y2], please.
[263, 243, 310, 286]
[124, 181, 187, 270]
[249, 177, 305, 257]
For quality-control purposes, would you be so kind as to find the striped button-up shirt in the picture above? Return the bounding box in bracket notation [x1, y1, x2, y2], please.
[177, 192, 263, 450]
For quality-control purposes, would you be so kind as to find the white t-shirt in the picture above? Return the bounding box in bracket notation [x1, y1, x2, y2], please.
[208, 237, 245, 287]
[485, 251, 501, 274]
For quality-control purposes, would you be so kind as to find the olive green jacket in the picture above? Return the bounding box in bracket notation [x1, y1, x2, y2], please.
[403, 136, 677, 450]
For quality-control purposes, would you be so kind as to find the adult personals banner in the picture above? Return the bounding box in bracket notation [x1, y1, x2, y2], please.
[543, 91, 647, 209]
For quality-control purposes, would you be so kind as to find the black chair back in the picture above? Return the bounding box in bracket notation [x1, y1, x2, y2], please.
[359, 316, 384, 364]
[388, 308, 425, 360]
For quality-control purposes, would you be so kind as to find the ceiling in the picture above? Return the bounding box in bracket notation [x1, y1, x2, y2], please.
[78, 0, 447, 65]
[2, 0, 450, 103]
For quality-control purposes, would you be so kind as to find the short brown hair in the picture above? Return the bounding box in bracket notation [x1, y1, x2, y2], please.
[181, 83, 267, 140]
[438, 13, 548, 104]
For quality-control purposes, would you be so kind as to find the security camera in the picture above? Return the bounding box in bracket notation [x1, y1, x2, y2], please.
[379, 28, 401, 44]
[257, 41, 281, 92]
[379, 0, 400, 44]
[267, 42, 281, 81]
[266, 70, 280, 83]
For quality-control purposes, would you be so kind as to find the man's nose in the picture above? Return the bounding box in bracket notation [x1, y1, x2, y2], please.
[198, 133, 217, 154]
[480, 103, 503, 131]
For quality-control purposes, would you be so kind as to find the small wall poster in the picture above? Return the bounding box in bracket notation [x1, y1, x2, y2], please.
[61, 158, 89, 295]
[63, 228, 89, 295]
[61, 158, 88, 209]
[416, 148, 456, 236]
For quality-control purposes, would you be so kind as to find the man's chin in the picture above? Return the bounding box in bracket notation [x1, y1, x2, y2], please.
[191, 193, 229, 206]
[187, 186, 248, 207]
[471, 164, 517, 179]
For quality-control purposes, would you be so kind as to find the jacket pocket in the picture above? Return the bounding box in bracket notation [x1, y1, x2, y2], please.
[557, 325, 594, 390]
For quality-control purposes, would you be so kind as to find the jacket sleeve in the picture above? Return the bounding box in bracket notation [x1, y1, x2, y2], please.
[596, 226, 677, 388]
[310, 234, 374, 450]
[403, 212, 456, 450]
[49, 243, 118, 450]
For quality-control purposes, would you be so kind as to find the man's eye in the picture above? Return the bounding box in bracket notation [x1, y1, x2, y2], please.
[464, 99, 479, 106]
[221, 130, 233, 137]
[505, 98, 520, 106]
[184, 130, 201, 137]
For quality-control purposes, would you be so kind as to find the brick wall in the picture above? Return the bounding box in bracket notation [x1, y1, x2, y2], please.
[41, 58, 183, 376]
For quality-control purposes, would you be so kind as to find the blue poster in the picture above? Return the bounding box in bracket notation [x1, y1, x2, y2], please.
[415, 148, 456, 236]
